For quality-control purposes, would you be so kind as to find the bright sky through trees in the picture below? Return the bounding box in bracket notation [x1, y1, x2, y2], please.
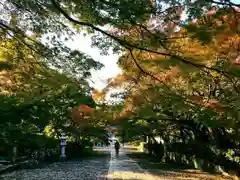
[65, 33, 121, 90]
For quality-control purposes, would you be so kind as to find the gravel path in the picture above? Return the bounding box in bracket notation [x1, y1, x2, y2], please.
[0, 155, 110, 180]
[0, 147, 236, 180]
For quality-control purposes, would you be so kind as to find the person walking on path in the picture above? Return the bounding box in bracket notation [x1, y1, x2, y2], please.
[114, 140, 120, 156]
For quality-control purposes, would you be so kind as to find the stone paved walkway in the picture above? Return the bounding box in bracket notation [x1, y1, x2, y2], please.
[106, 148, 163, 180]
[0, 147, 235, 180]
[105, 147, 233, 180]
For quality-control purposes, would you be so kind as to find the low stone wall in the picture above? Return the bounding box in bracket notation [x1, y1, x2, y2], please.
[0, 160, 39, 175]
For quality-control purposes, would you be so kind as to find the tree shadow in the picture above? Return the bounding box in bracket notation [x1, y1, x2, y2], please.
[126, 152, 232, 180]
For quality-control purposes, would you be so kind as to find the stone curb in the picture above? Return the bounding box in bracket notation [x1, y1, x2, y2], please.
[0, 160, 39, 175]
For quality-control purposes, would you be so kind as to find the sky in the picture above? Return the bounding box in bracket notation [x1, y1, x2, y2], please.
[65, 33, 121, 91]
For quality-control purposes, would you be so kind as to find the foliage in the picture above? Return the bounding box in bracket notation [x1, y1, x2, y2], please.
[97, 0, 239, 175]
[1, 0, 240, 174]
[0, 0, 105, 156]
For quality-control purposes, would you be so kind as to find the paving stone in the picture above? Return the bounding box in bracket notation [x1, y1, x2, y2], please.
[106, 148, 233, 180]
[106, 149, 157, 180]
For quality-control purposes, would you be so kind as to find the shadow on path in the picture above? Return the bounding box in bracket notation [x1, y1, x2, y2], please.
[104, 146, 234, 180]
[126, 152, 234, 180]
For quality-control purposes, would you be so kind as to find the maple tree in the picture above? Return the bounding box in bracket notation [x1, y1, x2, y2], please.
[0, 20, 103, 156]
[0, 0, 240, 173]
[103, 3, 240, 174]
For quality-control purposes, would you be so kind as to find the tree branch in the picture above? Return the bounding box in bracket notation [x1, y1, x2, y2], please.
[128, 49, 172, 91]
[128, 49, 203, 107]
[51, 0, 240, 80]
